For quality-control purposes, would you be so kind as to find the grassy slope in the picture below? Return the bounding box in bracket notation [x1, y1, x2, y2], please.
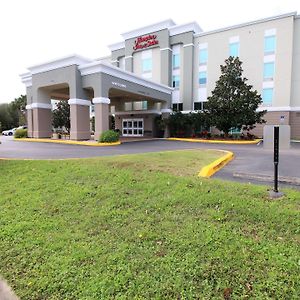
[0, 150, 299, 299]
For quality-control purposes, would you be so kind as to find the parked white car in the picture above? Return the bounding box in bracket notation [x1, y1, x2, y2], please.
[2, 128, 17, 136]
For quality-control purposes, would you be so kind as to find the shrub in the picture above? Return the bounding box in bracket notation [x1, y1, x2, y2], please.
[14, 129, 27, 138]
[99, 130, 119, 143]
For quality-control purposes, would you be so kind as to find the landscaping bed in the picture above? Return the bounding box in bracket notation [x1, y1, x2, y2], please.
[0, 150, 299, 299]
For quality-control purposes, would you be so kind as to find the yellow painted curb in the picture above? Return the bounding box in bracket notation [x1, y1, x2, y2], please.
[14, 138, 121, 147]
[168, 138, 261, 144]
[198, 150, 234, 178]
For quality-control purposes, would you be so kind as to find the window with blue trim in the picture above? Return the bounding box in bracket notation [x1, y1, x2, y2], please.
[172, 75, 180, 88]
[264, 36, 276, 54]
[142, 58, 152, 72]
[199, 49, 208, 64]
[262, 88, 273, 105]
[199, 72, 207, 85]
[229, 42, 239, 57]
[172, 54, 180, 69]
[264, 62, 275, 79]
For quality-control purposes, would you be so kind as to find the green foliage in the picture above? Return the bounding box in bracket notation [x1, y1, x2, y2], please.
[0, 95, 27, 131]
[0, 152, 299, 299]
[52, 101, 70, 133]
[14, 129, 27, 138]
[166, 112, 210, 137]
[205, 56, 266, 135]
[99, 130, 119, 143]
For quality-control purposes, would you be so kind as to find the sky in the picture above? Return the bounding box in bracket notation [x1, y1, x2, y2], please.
[0, 0, 299, 103]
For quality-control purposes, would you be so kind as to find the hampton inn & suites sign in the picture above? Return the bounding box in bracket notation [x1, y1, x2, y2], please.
[133, 34, 159, 50]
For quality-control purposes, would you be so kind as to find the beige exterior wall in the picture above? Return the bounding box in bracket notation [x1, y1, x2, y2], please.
[193, 15, 294, 108]
[250, 111, 290, 138]
[133, 47, 161, 83]
[291, 18, 300, 107]
[290, 112, 300, 139]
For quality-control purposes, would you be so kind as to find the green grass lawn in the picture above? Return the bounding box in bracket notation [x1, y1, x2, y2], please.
[0, 149, 299, 299]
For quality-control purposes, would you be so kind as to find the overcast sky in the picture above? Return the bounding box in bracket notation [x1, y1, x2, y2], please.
[0, 0, 299, 103]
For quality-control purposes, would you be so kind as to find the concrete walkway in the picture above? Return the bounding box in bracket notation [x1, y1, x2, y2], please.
[1, 136, 299, 189]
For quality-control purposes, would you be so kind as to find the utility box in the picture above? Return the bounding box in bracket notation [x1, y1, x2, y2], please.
[263, 125, 291, 149]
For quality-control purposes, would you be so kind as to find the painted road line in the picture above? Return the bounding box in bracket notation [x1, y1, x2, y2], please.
[168, 138, 261, 144]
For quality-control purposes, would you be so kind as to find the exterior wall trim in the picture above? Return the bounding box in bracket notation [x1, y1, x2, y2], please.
[183, 43, 194, 48]
[257, 106, 300, 112]
[68, 99, 91, 106]
[160, 48, 172, 51]
[169, 22, 202, 36]
[26, 104, 32, 110]
[27, 54, 92, 75]
[114, 110, 161, 116]
[161, 108, 172, 113]
[20, 72, 32, 87]
[108, 41, 125, 52]
[31, 103, 52, 110]
[121, 19, 176, 40]
[93, 97, 111, 105]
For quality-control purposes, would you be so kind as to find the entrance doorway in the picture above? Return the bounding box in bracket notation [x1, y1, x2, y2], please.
[122, 118, 144, 136]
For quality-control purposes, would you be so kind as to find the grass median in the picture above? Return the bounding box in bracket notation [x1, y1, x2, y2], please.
[0, 150, 299, 299]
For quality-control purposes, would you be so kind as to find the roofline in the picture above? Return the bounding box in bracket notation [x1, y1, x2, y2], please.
[121, 19, 176, 40]
[108, 41, 125, 52]
[78, 61, 173, 95]
[194, 11, 297, 37]
[169, 22, 202, 36]
[27, 54, 93, 75]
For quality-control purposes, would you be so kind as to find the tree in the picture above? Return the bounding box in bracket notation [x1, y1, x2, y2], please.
[205, 56, 266, 135]
[0, 95, 27, 131]
[10, 95, 27, 126]
[52, 101, 70, 132]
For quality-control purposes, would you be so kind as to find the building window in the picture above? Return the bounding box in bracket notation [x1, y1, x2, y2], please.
[172, 103, 183, 111]
[172, 75, 180, 88]
[194, 102, 207, 111]
[229, 42, 239, 57]
[142, 58, 152, 72]
[142, 101, 147, 110]
[119, 57, 125, 70]
[199, 72, 207, 85]
[124, 102, 133, 111]
[262, 88, 273, 105]
[264, 36, 276, 54]
[199, 48, 208, 64]
[229, 127, 241, 134]
[194, 102, 201, 110]
[264, 62, 275, 80]
[172, 54, 180, 69]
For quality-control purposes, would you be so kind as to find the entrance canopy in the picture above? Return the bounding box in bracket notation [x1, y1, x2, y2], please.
[20, 55, 173, 140]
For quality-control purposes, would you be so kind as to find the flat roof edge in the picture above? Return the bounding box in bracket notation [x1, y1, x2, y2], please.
[194, 11, 297, 38]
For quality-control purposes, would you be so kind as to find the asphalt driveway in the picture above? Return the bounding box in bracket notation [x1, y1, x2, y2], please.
[1, 136, 300, 188]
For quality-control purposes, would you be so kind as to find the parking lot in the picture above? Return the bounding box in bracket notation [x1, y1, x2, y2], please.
[1, 135, 300, 189]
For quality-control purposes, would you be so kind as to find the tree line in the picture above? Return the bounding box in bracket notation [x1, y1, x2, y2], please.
[0, 95, 27, 132]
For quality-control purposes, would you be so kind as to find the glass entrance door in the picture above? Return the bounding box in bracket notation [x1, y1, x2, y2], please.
[122, 119, 144, 137]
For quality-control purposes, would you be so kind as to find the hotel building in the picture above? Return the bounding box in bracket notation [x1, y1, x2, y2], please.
[21, 12, 300, 139]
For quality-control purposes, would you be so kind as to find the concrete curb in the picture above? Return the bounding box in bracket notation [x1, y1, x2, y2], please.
[14, 138, 121, 147]
[198, 150, 234, 178]
[168, 137, 261, 144]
